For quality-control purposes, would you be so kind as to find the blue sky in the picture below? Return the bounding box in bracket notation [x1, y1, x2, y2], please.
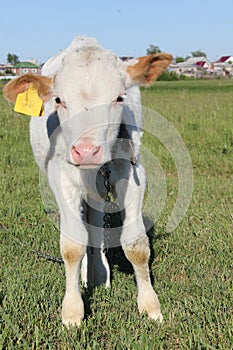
[1, 0, 233, 64]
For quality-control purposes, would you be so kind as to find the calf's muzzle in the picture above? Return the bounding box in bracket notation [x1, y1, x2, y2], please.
[71, 143, 103, 165]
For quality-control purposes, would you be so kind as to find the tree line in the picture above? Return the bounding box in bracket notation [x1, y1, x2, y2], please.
[6, 46, 207, 66]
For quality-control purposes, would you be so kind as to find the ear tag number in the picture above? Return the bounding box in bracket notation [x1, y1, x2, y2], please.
[14, 85, 44, 117]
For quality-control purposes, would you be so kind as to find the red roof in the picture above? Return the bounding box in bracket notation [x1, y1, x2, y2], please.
[217, 56, 231, 63]
[196, 61, 206, 67]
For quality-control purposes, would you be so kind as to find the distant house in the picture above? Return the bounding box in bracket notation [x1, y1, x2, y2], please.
[213, 62, 233, 77]
[12, 62, 41, 76]
[169, 57, 212, 77]
[169, 62, 197, 77]
[216, 56, 233, 63]
[0, 63, 14, 75]
[184, 56, 210, 66]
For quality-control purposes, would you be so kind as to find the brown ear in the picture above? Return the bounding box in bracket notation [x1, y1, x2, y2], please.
[127, 53, 172, 86]
[3, 74, 53, 103]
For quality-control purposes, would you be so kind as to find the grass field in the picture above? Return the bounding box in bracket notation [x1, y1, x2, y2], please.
[0, 80, 233, 349]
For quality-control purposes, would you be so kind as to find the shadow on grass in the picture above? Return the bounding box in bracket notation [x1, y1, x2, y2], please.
[96, 215, 172, 287]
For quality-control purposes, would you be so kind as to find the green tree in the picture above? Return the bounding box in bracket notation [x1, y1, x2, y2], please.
[191, 50, 207, 58]
[146, 44, 161, 55]
[176, 56, 185, 63]
[7, 53, 20, 65]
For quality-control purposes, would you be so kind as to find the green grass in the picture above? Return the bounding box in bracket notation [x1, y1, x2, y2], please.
[1, 80, 233, 349]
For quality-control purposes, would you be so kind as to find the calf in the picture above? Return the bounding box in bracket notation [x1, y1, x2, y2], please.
[4, 36, 172, 327]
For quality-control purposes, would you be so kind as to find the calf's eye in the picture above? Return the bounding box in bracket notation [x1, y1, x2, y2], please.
[55, 97, 61, 104]
[114, 94, 126, 104]
[54, 97, 67, 109]
[116, 95, 124, 103]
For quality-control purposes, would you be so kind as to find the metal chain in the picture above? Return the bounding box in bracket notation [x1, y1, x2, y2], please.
[32, 249, 64, 264]
[100, 164, 113, 251]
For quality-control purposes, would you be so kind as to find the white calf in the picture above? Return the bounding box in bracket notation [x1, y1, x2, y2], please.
[4, 36, 172, 327]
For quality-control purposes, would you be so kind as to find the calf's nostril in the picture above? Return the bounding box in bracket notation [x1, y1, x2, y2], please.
[72, 146, 81, 156]
[92, 146, 101, 156]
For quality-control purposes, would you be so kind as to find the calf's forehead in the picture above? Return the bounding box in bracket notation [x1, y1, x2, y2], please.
[55, 48, 126, 102]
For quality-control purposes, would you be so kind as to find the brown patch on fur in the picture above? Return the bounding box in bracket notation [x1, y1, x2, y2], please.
[127, 53, 172, 86]
[124, 244, 150, 266]
[62, 245, 85, 263]
[3, 74, 53, 103]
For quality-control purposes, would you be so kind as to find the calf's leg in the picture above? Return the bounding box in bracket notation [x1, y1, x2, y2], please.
[60, 234, 86, 327]
[123, 237, 162, 322]
[120, 164, 163, 321]
[47, 160, 88, 327]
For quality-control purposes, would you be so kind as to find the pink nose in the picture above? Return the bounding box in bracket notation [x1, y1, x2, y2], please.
[71, 143, 102, 165]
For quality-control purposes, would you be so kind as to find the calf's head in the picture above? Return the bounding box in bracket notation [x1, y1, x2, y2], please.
[4, 47, 172, 167]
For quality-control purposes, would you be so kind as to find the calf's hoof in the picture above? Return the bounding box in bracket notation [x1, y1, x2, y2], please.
[62, 293, 84, 328]
[137, 289, 163, 323]
[147, 308, 163, 323]
[138, 303, 163, 323]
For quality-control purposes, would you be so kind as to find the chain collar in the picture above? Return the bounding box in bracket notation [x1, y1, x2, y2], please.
[100, 163, 114, 251]
[100, 156, 136, 251]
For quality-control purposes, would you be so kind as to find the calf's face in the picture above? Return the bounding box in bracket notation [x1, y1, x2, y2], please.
[54, 48, 127, 167]
[3, 47, 172, 168]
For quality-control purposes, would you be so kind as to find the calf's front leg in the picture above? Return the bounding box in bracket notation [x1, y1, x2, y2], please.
[123, 237, 162, 322]
[120, 165, 163, 322]
[60, 234, 86, 327]
[47, 160, 87, 327]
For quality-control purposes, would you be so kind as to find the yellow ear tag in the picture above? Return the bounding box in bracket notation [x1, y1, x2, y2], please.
[14, 85, 44, 117]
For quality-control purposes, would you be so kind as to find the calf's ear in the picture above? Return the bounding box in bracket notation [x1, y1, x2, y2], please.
[3, 74, 53, 104]
[127, 53, 172, 86]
